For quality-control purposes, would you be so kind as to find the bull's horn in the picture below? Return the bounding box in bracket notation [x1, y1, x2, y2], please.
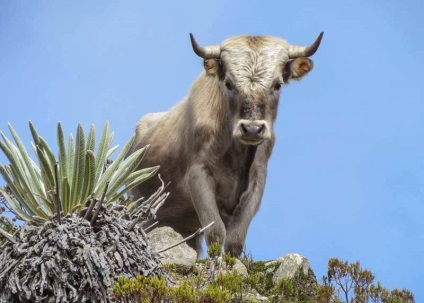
[189, 33, 221, 59]
[288, 32, 324, 59]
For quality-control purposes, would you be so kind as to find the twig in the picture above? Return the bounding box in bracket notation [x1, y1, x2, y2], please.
[0, 256, 23, 279]
[84, 194, 96, 220]
[152, 193, 168, 213]
[130, 175, 166, 215]
[90, 182, 109, 224]
[129, 214, 143, 231]
[0, 228, 17, 245]
[53, 163, 62, 225]
[143, 221, 159, 232]
[156, 221, 215, 254]
[129, 192, 168, 231]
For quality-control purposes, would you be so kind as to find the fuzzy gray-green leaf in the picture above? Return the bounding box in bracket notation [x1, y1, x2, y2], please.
[0, 163, 26, 205]
[86, 124, 96, 152]
[106, 146, 148, 198]
[29, 121, 41, 146]
[8, 123, 44, 196]
[109, 166, 159, 202]
[35, 146, 55, 200]
[94, 134, 135, 197]
[94, 121, 110, 185]
[123, 166, 159, 187]
[69, 124, 86, 210]
[80, 150, 95, 204]
[0, 169, 46, 219]
[38, 138, 56, 169]
[67, 133, 75, 183]
[62, 177, 70, 214]
[57, 122, 68, 198]
[0, 138, 41, 212]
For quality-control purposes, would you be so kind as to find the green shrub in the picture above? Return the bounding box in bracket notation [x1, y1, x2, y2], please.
[207, 242, 223, 258]
[242, 260, 279, 295]
[224, 253, 237, 269]
[111, 275, 232, 303]
[212, 272, 243, 300]
[318, 258, 415, 303]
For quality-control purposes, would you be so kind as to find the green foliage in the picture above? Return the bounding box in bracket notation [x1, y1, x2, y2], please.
[207, 242, 223, 258]
[212, 272, 243, 301]
[111, 275, 232, 303]
[112, 275, 169, 303]
[224, 253, 236, 269]
[317, 258, 415, 303]
[111, 256, 415, 303]
[272, 279, 296, 302]
[172, 282, 198, 303]
[267, 268, 317, 303]
[316, 283, 339, 303]
[0, 121, 159, 228]
[242, 259, 280, 295]
[200, 285, 232, 303]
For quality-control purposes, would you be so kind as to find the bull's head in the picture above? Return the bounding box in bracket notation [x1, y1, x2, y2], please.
[190, 32, 323, 145]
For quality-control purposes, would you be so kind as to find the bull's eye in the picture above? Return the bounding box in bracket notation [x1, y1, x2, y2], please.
[274, 83, 282, 91]
[225, 80, 233, 91]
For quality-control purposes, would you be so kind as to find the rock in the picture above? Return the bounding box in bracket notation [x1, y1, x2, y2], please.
[244, 292, 268, 302]
[148, 226, 197, 274]
[272, 253, 312, 283]
[232, 258, 248, 277]
[219, 257, 248, 277]
[194, 256, 248, 278]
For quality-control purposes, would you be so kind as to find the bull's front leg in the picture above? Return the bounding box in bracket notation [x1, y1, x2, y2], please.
[225, 166, 267, 256]
[187, 164, 226, 248]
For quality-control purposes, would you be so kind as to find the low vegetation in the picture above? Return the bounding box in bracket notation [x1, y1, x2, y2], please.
[111, 245, 415, 303]
[316, 258, 414, 303]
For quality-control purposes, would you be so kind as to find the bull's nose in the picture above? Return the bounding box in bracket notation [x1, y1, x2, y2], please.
[240, 122, 265, 137]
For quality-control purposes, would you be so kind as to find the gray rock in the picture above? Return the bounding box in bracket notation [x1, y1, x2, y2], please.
[220, 257, 248, 276]
[272, 253, 312, 283]
[148, 226, 197, 274]
[232, 258, 248, 277]
[208, 256, 249, 277]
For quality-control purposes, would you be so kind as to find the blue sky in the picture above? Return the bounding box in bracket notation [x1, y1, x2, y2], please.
[1, 1, 423, 300]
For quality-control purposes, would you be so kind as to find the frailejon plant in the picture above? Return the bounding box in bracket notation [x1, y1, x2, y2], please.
[0, 122, 168, 303]
[0, 121, 160, 224]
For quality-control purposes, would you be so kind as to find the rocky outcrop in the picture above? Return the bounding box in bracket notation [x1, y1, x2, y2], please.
[271, 253, 312, 283]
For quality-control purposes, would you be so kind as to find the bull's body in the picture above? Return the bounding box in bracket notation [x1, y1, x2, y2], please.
[128, 33, 323, 256]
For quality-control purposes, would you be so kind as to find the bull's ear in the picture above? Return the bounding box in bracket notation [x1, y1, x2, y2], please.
[283, 57, 314, 83]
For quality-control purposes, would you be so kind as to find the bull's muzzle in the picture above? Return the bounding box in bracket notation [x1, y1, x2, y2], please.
[234, 120, 271, 145]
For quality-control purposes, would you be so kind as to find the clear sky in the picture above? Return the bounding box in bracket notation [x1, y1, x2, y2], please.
[1, 1, 423, 300]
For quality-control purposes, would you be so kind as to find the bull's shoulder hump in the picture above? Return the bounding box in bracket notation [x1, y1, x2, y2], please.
[136, 112, 167, 132]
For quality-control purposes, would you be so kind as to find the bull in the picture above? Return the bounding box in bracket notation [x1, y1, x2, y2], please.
[128, 32, 324, 257]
